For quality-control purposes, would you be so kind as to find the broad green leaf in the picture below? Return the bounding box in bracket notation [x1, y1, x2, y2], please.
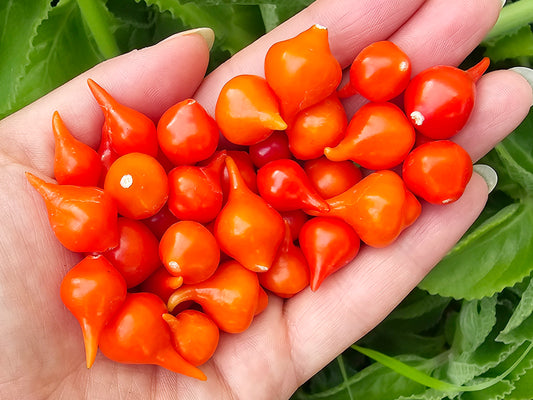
[498, 276, 533, 344]
[0, 0, 52, 118]
[444, 295, 522, 386]
[9, 0, 105, 116]
[506, 363, 533, 400]
[418, 201, 533, 300]
[484, 25, 533, 62]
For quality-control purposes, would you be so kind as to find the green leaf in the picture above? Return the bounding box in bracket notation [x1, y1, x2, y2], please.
[259, 1, 313, 32]
[140, 0, 265, 55]
[451, 297, 498, 356]
[482, 110, 533, 200]
[418, 201, 533, 300]
[484, 25, 533, 62]
[498, 276, 533, 344]
[506, 362, 533, 399]
[7, 0, 105, 118]
[0, 0, 52, 118]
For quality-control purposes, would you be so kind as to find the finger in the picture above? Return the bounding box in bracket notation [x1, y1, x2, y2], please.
[194, 0, 426, 113]
[0, 32, 211, 174]
[455, 70, 533, 162]
[286, 174, 489, 382]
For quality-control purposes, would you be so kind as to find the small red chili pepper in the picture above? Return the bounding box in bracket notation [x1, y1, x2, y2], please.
[163, 310, 220, 367]
[157, 98, 219, 165]
[99, 292, 206, 380]
[403, 57, 490, 139]
[52, 111, 102, 186]
[299, 216, 360, 291]
[102, 217, 161, 288]
[258, 221, 310, 297]
[60, 254, 127, 368]
[87, 78, 158, 157]
[215, 74, 287, 146]
[104, 152, 169, 220]
[324, 102, 415, 170]
[159, 221, 220, 285]
[337, 40, 411, 102]
[257, 158, 330, 213]
[214, 156, 284, 272]
[308, 170, 411, 248]
[402, 140, 473, 204]
[303, 157, 362, 199]
[25, 172, 119, 252]
[167, 150, 226, 223]
[265, 24, 342, 123]
[286, 94, 347, 160]
[167, 260, 260, 334]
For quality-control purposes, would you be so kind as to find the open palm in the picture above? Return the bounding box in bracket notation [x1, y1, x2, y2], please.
[1, 0, 531, 399]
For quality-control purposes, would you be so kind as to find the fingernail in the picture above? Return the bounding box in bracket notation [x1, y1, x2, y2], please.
[473, 164, 498, 193]
[500, 0, 506, 8]
[510, 66, 533, 90]
[161, 27, 215, 51]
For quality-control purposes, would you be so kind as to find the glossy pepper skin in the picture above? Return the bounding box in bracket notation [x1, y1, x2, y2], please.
[52, 111, 102, 187]
[307, 170, 420, 248]
[257, 158, 330, 213]
[163, 310, 220, 367]
[324, 102, 415, 170]
[214, 156, 284, 272]
[402, 140, 473, 204]
[264, 24, 342, 124]
[99, 292, 207, 380]
[157, 98, 219, 165]
[87, 78, 158, 157]
[337, 40, 411, 102]
[60, 254, 127, 368]
[215, 74, 287, 146]
[167, 260, 260, 334]
[299, 216, 360, 291]
[403, 57, 490, 140]
[25, 173, 119, 252]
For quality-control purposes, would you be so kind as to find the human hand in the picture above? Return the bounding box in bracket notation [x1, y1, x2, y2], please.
[1, 0, 531, 399]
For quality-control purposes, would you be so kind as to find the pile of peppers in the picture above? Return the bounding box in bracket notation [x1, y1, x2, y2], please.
[26, 25, 488, 380]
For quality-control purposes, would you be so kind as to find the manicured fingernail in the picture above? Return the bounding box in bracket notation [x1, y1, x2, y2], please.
[161, 27, 215, 51]
[474, 164, 498, 193]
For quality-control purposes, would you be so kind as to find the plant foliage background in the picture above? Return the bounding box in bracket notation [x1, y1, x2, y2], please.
[2, 0, 533, 398]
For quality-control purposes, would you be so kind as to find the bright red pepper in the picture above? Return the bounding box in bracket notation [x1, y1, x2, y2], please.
[26, 173, 119, 252]
[60, 255, 127, 368]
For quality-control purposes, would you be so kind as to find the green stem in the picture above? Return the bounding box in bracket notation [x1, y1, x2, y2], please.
[336, 355, 355, 400]
[76, 0, 120, 59]
[484, 0, 533, 43]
